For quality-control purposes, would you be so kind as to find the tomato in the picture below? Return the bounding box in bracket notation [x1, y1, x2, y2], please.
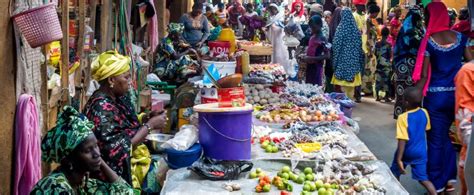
[280, 191, 290, 195]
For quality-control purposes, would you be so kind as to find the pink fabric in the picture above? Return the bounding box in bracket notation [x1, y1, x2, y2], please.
[148, 0, 159, 53]
[412, 2, 450, 96]
[14, 94, 41, 195]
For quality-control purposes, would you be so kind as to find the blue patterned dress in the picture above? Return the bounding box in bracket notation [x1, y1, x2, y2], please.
[423, 31, 468, 191]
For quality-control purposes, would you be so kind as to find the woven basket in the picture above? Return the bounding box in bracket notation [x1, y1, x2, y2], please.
[12, 3, 63, 48]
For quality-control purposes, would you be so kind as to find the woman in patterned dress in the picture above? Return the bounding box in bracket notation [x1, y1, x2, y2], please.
[331, 7, 364, 100]
[84, 51, 167, 185]
[31, 106, 134, 194]
[393, 7, 423, 119]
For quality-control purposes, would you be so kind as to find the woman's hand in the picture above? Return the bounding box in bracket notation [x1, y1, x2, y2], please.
[147, 111, 168, 130]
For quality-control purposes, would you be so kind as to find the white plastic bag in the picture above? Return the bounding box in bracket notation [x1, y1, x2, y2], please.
[161, 125, 199, 151]
[287, 50, 297, 78]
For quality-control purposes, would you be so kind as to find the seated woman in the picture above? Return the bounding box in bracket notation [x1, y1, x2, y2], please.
[31, 106, 134, 194]
[84, 51, 167, 188]
[155, 23, 200, 85]
[180, 3, 210, 48]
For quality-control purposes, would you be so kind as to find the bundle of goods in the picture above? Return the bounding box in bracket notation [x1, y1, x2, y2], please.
[287, 122, 357, 159]
[284, 81, 324, 98]
[244, 63, 287, 84]
[244, 84, 283, 106]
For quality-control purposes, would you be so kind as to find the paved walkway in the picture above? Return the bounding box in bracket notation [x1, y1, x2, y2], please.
[353, 97, 426, 194]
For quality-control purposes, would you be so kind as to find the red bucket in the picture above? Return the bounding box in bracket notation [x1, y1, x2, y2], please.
[208, 41, 230, 55]
[218, 87, 245, 108]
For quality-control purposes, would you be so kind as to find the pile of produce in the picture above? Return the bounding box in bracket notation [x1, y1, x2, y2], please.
[244, 63, 287, 84]
[249, 162, 385, 194]
[255, 104, 340, 123]
[289, 122, 357, 159]
[244, 84, 283, 106]
[313, 158, 386, 193]
[284, 81, 324, 98]
[238, 41, 272, 47]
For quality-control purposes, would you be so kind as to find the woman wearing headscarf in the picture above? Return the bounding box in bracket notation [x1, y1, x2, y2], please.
[413, 2, 473, 192]
[310, 3, 329, 39]
[31, 106, 134, 194]
[452, 7, 474, 55]
[290, 0, 306, 24]
[331, 7, 364, 100]
[84, 51, 167, 185]
[393, 7, 424, 119]
[155, 23, 200, 85]
[180, 3, 210, 48]
[328, 7, 342, 43]
[265, 3, 290, 72]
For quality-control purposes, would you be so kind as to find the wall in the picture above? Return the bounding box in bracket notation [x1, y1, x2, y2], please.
[0, 0, 17, 194]
[444, 0, 467, 12]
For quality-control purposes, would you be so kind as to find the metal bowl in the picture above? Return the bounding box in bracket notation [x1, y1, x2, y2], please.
[146, 133, 174, 154]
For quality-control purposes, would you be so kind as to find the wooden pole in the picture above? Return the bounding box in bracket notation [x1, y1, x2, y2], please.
[60, 0, 70, 108]
[75, 0, 86, 110]
[100, 0, 112, 52]
[156, 0, 166, 39]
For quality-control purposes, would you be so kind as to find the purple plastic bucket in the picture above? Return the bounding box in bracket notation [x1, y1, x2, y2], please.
[194, 103, 253, 160]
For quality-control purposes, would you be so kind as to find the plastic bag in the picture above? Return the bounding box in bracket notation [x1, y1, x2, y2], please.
[161, 125, 199, 151]
[188, 158, 253, 181]
[287, 50, 298, 79]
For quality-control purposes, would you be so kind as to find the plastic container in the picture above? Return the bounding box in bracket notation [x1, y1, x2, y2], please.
[194, 103, 253, 160]
[202, 60, 237, 77]
[164, 143, 202, 169]
[11, 3, 63, 48]
[329, 93, 356, 118]
[208, 41, 230, 55]
[217, 87, 245, 108]
[217, 28, 236, 53]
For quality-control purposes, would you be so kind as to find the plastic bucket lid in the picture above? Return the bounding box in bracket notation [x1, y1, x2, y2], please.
[194, 103, 253, 113]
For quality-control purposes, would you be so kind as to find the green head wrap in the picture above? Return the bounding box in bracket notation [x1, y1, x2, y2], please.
[41, 106, 94, 163]
[167, 23, 184, 34]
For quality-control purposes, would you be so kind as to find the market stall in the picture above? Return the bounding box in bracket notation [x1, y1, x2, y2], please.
[153, 69, 408, 194]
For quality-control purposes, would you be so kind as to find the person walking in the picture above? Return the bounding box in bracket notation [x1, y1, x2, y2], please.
[393, 7, 424, 119]
[413, 2, 472, 192]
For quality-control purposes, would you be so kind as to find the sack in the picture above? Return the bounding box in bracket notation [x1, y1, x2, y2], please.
[161, 125, 198, 151]
[188, 158, 253, 181]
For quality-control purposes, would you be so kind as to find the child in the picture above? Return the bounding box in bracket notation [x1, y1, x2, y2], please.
[299, 15, 330, 86]
[374, 27, 392, 102]
[390, 87, 437, 195]
[216, 3, 228, 26]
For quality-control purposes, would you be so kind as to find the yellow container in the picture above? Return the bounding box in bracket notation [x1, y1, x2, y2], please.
[295, 142, 322, 153]
[217, 28, 236, 54]
[178, 107, 193, 129]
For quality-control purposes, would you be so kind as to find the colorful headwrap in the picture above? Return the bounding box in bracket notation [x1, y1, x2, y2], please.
[353, 0, 367, 5]
[41, 106, 94, 163]
[167, 23, 184, 34]
[91, 50, 131, 81]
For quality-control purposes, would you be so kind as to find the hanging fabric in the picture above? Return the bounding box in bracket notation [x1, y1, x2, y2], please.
[13, 94, 41, 195]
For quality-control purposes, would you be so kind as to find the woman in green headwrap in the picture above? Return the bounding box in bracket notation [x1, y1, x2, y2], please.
[31, 106, 134, 194]
[84, 51, 167, 188]
[155, 23, 201, 85]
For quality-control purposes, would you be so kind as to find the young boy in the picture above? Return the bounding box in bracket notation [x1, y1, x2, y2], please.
[390, 87, 437, 195]
[299, 15, 330, 86]
[374, 27, 392, 102]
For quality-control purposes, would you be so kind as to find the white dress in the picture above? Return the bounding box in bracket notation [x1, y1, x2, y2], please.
[267, 23, 290, 72]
